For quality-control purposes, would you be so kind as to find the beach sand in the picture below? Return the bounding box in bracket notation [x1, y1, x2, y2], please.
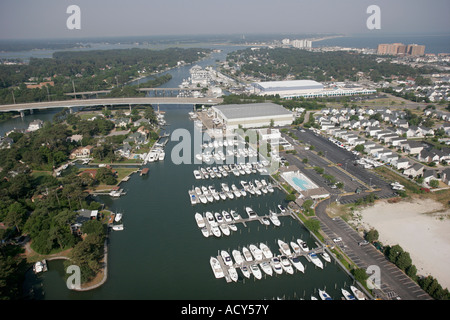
[357, 198, 450, 290]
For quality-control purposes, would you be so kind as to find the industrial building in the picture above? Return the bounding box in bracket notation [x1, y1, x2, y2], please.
[211, 102, 293, 130]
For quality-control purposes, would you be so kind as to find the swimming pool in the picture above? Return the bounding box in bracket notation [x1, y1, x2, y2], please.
[282, 171, 318, 192]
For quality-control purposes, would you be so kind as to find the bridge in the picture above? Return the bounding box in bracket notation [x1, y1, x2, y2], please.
[0, 97, 223, 116]
[63, 87, 203, 98]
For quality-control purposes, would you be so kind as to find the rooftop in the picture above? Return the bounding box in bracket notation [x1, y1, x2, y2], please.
[213, 102, 292, 120]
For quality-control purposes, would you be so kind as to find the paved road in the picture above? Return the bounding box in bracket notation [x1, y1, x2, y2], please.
[281, 128, 432, 300]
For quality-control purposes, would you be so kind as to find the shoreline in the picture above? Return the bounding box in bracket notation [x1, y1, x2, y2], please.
[355, 197, 450, 290]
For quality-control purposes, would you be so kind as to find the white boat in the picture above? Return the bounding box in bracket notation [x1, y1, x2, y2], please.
[311, 296, 318, 300]
[200, 168, 209, 179]
[228, 266, 239, 282]
[261, 217, 270, 225]
[267, 183, 274, 193]
[260, 262, 273, 276]
[200, 227, 209, 237]
[254, 179, 263, 189]
[270, 257, 283, 275]
[226, 191, 234, 199]
[350, 286, 366, 300]
[194, 213, 205, 228]
[308, 253, 324, 269]
[195, 187, 202, 196]
[321, 251, 331, 263]
[222, 210, 233, 223]
[190, 193, 198, 205]
[269, 213, 281, 226]
[199, 194, 208, 204]
[278, 205, 286, 213]
[259, 243, 273, 259]
[249, 244, 263, 261]
[112, 224, 124, 231]
[221, 250, 233, 267]
[205, 212, 217, 227]
[297, 239, 310, 252]
[342, 288, 357, 300]
[33, 260, 48, 273]
[319, 289, 332, 300]
[219, 191, 227, 200]
[240, 266, 251, 279]
[219, 223, 230, 236]
[114, 213, 123, 222]
[290, 241, 301, 255]
[158, 152, 165, 161]
[242, 247, 253, 262]
[211, 226, 221, 237]
[290, 256, 305, 273]
[245, 207, 258, 219]
[254, 187, 262, 196]
[250, 264, 262, 280]
[230, 210, 241, 220]
[278, 239, 292, 256]
[206, 192, 214, 203]
[214, 212, 223, 224]
[228, 224, 237, 232]
[240, 189, 247, 197]
[280, 255, 294, 274]
[210, 257, 224, 278]
[232, 250, 244, 265]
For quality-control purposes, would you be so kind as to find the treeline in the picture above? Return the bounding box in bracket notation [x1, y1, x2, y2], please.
[227, 48, 437, 82]
[0, 47, 208, 104]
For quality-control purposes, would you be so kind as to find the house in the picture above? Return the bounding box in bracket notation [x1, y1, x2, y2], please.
[423, 170, 439, 185]
[70, 145, 93, 159]
[396, 119, 409, 128]
[404, 163, 424, 178]
[366, 126, 382, 137]
[441, 168, 450, 185]
[418, 149, 440, 163]
[27, 119, 44, 132]
[393, 158, 411, 170]
[389, 137, 407, 147]
[403, 141, 424, 155]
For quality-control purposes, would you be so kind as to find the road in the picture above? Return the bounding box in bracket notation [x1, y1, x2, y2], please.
[280, 127, 432, 300]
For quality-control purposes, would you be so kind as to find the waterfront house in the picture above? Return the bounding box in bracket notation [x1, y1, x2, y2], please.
[70, 145, 94, 159]
[27, 119, 44, 132]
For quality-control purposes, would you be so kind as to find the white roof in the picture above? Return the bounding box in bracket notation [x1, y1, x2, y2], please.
[253, 80, 323, 90]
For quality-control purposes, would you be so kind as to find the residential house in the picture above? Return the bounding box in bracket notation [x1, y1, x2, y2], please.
[393, 158, 410, 170]
[389, 137, 407, 147]
[27, 119, 44, 132]
[423, 170, 439, 185]
[404, 163, 424, 178]
[70, 145, 94, 159]
[441, 168, 450, 185]
[403, 141, 424, 155]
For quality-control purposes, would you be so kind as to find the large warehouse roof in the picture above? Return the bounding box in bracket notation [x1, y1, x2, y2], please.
[252, 80, 324, 92]
[213, 102, 292, 120]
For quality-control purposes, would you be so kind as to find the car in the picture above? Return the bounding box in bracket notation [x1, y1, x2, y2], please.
[358, 240, 369, 246]
[337, 163, 342, 166]
[333, 237, 342, 243]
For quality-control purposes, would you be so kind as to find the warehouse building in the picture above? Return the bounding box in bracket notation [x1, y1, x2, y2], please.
[211, 102, 293, 130]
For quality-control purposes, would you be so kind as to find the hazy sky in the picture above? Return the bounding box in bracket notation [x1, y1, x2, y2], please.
[0, 0, 449, 40]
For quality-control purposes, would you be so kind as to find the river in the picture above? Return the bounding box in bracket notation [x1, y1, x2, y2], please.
[5, 44, 356, 300]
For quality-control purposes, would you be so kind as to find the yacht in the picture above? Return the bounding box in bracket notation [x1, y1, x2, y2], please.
[240, 180, 249, 190]
[221, 183, 230, 192]
[112, 224, 124, 231]
[250, 264, 262, 280]
[221, 250, 233, 267]
[297, 239, 310, 252]
[226, 190, 234, 199]
[200, 227, 209, 237]
[33, 260, 48, 274]
[261, 217, 270, 226]
[254, 179, 263, 189]
[240, 188, 247, 197]
[194, 213, 205, 228]
[232, 250, 244, 265]
[261, 186, 268, 194]
[219, 223, 230, 236]
[232, 168, 240, 177]
[342, 288, 357, 300]
[211, 226, 221, 237]
[267, 183, 274, 193]
[308, 253, 324, 269]
[230, 210, 241, 220]
[290, 241, 301, 255]
[319, 289, 332, 300]
[270, 257, 283, 275]
[350, 286, 366, 300]
[269, 212, 281, 226]
[245, 207, 258, 219]
[228, 266, 239, 282]
[200, 168, 209, 179]
[190, 192, 198, 205]
[278, 205, 286, 213]
[205, 212, 217, 227]
[249, 244, 263, 261]
[280, 255, 294, 274]
[214, 212, 224, 224]
[206, 192, 214, 203]
[219, 191, 227, 200]
[290, 256, 305, 273]
[260, 262, 273, 276]
[114, 213, 123, 222]
[158, 151, 165, 161]
[228, 224, 237, 232]
[321, 251, 331, 263]
[278, 239, 292, 256]
[198, 194, 208, 204]
[222, 211, 233, 223]
[240, 266, 251, 279]
[259, 243, 273, 259]
[242, 247, 253, 262]
[210, 257, 224, 279]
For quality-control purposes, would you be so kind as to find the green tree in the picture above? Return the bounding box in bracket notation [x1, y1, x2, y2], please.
[365, 229, 379, 243]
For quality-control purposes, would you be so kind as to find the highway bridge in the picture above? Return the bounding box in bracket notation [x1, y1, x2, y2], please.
[0, 97, 223, 116]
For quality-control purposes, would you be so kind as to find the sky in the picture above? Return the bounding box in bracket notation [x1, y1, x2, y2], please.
[0, 0, 449, 40]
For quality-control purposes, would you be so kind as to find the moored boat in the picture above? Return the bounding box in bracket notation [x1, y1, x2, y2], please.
[195, 213, 205, 228]
[232, 250, 244, 265]
[242, 246, 253, 262]
[290, 256, 305, 273]
[309, 253, 324, 269]
[240, 266, 251, 279]
[270, 257, 283, 275]
[278, 239, 292, 256]
[280, 255, 294, 274]
[228, 266, 238, 282]
[259, 243, 273, 259]
[342, 288, 357, 300]
[321, 251, 331, 263]
[319, 289, 332, 300]
[250, 264, 262, 280]
[249, 244, 263, 261]
[221, 250, 233, 267]
[260, 261, 273, 276]
[350, 286, 367, 300]
[297, 239, 310, 252]
[210, 257, 224, 279]
[219, 223, 230, 236]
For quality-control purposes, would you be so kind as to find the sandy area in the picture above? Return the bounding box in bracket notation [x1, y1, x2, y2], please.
[356, 198, 450, 290]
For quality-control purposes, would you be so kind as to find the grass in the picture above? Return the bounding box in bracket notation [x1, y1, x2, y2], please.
[373, 166, 419, 193]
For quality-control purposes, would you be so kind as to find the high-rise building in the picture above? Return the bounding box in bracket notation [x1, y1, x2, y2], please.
[377, 43, 425, 56]
[407, 44, 426, 56]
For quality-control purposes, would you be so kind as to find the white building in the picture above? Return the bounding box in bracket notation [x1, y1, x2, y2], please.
[27, 119, 44, 132]
[189, 65, 211, 86]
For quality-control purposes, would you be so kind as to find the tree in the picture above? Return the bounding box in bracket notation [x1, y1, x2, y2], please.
[4, 202, 27, 233]
[430, 180, 439, 188]
[354, 144, 364, 152]
[351, 268, 369, 283]
[387, 244, 403, 263]
[365, 229, 379, 243]
[395, 251, 412, 271]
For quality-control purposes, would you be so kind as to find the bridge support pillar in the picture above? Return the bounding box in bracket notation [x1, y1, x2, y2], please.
[30, 109, 33, 115]
[20, 111, 25, 118]
[69, 107, 74, 114]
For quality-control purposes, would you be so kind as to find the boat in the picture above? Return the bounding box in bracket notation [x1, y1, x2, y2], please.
[269, 213, 281, 226]
[198, 194, 207, 204]
[222, 210, 233, 223]
[278, 205, 286, 213]
[350, 286, 367, 300]
[226, 190, 234, 199]
[311, 296, 318, 300]
[205, 192, 214, 203]
[319, 289, 332, 300]
[259, 243, 273, 259]
[200, 227, 209, 237]
[260, 262, 273, 276]
[342, 288, 357, 300]
[219, 191, 227, 200]
[290, 241, 301, 255]
[250, 264, 262, 280]
[240, 189, 247, 197]
[261, 217, 270, 226]
[219, 223, 230, 236]
[254, 187, 262, 196]
[221, 250, 233, 267]
[249, 244, 263, 261]
[114, 213, 123, 222]
[267, 183, 274, 193]
[200, 168, 209, 179]
[245, 207, 258, 219]
[112, 224, 124, 231]
[297, 239, 310, 252]
[194, 213, 205, 228]
[242, 247, 253, 262]
[33, 260, 48, 274]
[232, 250, 244, 265]
[210, 257, 224, 278]
[321, 251, 331, 263]
[195, 187, 202, 196]
[158, 152, 165, 161]
[214, 212, 223, 224]
[230, 210, 241, 220]
[211, 226, 221, 237]
[308, 253, 324, 269]
[228, 224, 237, 232]
[280, 255, 294, 274]
[278, 239, 292, 256]
[205, 212, 217, 227]
[270, 257, 283, 275]
[254, 179, 263, 189]
[290, 256, 305, 273]
[240, 266, 251, 279]
[228, 266, 239, 282]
